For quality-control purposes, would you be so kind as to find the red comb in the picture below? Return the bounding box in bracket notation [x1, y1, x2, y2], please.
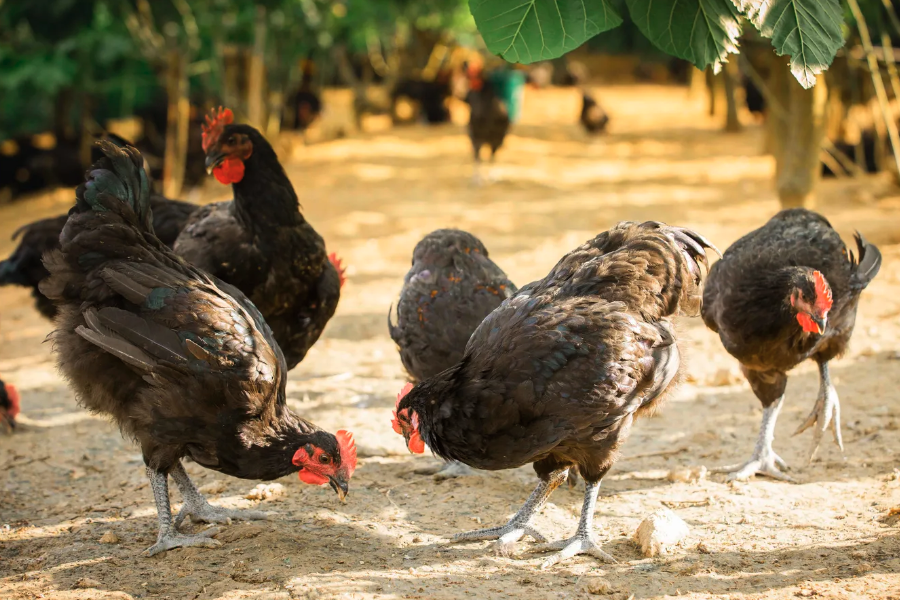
[335, 429, 357, 477]
[202, 107, 234, 153]
[4, 383, 19, 419]
[813, 271, 833, 313]
[329, 253, 346, 288]
[396, 382, 414, 409]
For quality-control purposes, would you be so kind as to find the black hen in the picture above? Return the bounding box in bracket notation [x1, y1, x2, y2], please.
[392, 221, 717, 567]
[465, 67, 510, 185]
[173, 108, 343, 371]
[702, 208, 881, 480]
[389, 229, 516, 479]
[0, 195, 196, 320]
[389, 229, 516, 381]
[581, 93, 610, 135]
[41, 142, 356, 556]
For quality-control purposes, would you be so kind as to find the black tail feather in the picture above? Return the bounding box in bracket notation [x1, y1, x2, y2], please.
[850, 232, 882, 292]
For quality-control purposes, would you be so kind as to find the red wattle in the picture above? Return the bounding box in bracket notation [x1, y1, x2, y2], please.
[298, 469, 329, 486]
[408, 431, 425, 454]
[796, 313, 821, 334]
[213, 158, 245, 184]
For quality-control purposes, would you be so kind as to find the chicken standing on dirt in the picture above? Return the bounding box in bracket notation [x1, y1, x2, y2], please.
[0, 141, 197, 321]
[392, 221, 717, 567]
[702, 208, 881, 481]
[389, 229, 516, 478]
[41, 142, 357, 556]
[465, 65, 510, 185]
[174, 108, 344, 370]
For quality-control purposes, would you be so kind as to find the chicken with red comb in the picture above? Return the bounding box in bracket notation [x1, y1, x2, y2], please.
[175, 107, 343, 370]
[702, 208, 882, 480]
[391, 221, 717, 567]
[41, 141, 356, 556]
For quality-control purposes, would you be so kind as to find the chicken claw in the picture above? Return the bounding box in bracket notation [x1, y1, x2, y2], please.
[712, 451, 794, 483]
[532, 534, 616, 570]
[532, 480, 616, 568]
[453, 521, 548, 556]
[144, 527, 222, 557]
[793, 361, 843, 463]
[712, 395, 796, 482]
[450, 470, 568, 556]
[175, 501, 269, 528]
[170, 463, 269, 528]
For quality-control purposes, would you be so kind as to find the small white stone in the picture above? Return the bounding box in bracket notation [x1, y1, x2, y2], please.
[245, 482, 286, 501]
[666, 465, 707, 484]
[199, 480, 227, 495]
[99, 531, 119, 544]
[632, 508, 690, 557]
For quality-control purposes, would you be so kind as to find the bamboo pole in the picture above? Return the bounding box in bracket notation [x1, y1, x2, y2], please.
[847, 0, 900, 176]
[882, 0, 900, 38]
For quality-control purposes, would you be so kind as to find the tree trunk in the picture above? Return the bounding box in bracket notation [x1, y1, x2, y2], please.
[247, 6, 267, 130]
[163, 49, 189, 199]
[705, 68, 717, 116]
[222, 45, 243, 114]
[723, 60, 742, 132]
[266, 90, 284, 140]
[688, 67, 705, 99]
[775, 73, 829, 208]
[764, 56, 788, 163]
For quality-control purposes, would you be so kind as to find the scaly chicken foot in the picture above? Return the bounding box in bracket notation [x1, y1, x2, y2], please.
[451, 468, 569, 556]
[713, 395, 794, 482]
[793, 361, 843, 463]
[144, 466, 222, 557]
[532, 480, 616, 569]
[169, 462, 269, 528]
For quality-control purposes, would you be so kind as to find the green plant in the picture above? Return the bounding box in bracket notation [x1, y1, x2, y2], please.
[468, 0, 847, 88]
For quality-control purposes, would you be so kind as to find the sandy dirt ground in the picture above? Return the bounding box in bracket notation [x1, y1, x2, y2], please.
[1, 85, 899, 600]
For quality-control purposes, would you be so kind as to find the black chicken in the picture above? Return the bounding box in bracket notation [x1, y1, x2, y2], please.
[392, 221, 717, 567]
[702, 208, 881, 480]
[41, 141, 357, 556]
[173, 108, 344, 371]
[0, 195, 197, 320]
[581, 93, 610, 135]
[0, 378, 19, 432]
[465, 65, 510, 186]
[389, 229, 516, 478]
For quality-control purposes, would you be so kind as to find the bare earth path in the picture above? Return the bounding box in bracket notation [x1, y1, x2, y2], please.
[1, 85, 898, 600]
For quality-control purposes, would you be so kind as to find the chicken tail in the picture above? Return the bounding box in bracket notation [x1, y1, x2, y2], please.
[642, 222, 719, 319]
[75, 140, 154, 234]
[849, 232, 882, 292]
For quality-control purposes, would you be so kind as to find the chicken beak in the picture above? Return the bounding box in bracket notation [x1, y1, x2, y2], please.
[205, 152, 226, 174]
[812, 315, 827, 334]
[328, 475, 349, 503]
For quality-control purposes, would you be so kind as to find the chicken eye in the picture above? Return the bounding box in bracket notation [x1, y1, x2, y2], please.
[319, 455, 331, 464]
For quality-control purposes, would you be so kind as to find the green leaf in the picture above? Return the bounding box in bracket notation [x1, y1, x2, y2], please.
[730, 0, 771, 27]
[469, 0, 623, 64]
[757, 0, 844, 89]
[626, 0, 742, 73]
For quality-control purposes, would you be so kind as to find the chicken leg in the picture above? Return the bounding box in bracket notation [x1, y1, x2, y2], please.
[531, 479, 616, 569]
[712, 395, 794, 482]
[169, 462, 269, 528]
[451, 468, 568, 555]
[794, 360, 843, 462]
[144, 467, 221, 557]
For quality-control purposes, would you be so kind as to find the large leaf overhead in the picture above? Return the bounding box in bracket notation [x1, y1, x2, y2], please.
[626, 0, 743, 73]
[469, 0, 623, 64]
[756, 0, 845, 89]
